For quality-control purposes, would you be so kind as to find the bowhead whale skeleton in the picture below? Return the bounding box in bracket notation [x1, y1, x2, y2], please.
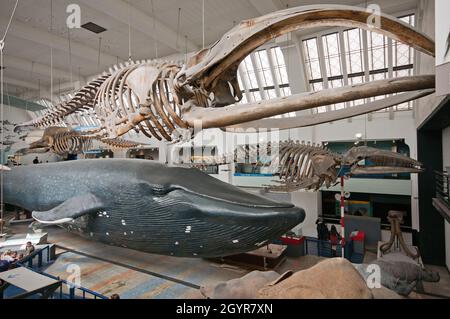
[15, 5, 436, 141]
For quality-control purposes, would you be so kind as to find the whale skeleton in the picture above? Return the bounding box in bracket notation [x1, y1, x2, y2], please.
[174, 141, 424, 192]
[266, 142, 424, 192]
[16, 127, 142, 156]
[14, 5, 435, 142]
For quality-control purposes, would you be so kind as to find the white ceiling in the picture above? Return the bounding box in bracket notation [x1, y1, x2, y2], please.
[0, 0, 418, 99]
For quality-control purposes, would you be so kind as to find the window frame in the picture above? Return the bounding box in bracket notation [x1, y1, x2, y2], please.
[299, 9, 417, 115]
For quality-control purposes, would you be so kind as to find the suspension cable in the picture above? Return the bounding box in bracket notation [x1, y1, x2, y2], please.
[1, 0, 19, 42]
[202, 0, 205, 49]
[176, 8, 181, 51]
[128, 0, 132, 61]
[98, 37, 102, 68]
[150, 0, 158, 59]
[1, 0, 20, 237]
[50, 0, 54, 107]
[68, 28, 73, 84]
[185, 35, 188, 63]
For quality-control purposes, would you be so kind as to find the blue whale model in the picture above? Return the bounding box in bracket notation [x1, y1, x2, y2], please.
[2, 159, 304, 257]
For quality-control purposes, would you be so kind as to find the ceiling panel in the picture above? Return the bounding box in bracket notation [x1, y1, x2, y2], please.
[0, 0, 419, 99]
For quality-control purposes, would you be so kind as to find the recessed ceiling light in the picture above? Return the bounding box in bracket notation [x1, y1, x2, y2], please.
[81, 22, 107, 34]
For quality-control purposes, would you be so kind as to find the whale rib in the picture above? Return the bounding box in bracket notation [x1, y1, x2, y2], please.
[32, 193, 104, 225]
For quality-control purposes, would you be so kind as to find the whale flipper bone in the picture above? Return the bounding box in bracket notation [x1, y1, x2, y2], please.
[32, 193, 104, 225]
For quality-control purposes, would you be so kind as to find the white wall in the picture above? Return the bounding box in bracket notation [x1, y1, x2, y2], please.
[291, 191, 321, 237]
[443, 126, 450, 270]
[3, 106, 32, 164]
[3, 106, 63, 165]
[435, 0, 450, 66]
[3, 105, 32, 124]
[415, 0, 445, 128]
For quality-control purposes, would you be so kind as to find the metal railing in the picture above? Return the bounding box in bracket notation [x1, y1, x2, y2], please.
[435, 170, 450, 208]
[304, 237, 343, 258]
[16, 246, 108, 300]
[32, 270, 108, 300]
[303, 237, 364, 263]
[18, 245, 52, 269]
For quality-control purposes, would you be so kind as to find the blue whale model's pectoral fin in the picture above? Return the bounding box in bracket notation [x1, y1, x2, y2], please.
[32, 193, 104, 225]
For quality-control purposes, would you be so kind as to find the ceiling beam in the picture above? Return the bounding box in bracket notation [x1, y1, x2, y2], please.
[3, 55, 78, 82]
[248, 0, 283, 15]
[0, 16, 117, 66]
[78, 0, 199, 53]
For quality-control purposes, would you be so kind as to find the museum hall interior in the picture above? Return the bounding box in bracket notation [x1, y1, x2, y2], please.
[0, 0, 449, 301]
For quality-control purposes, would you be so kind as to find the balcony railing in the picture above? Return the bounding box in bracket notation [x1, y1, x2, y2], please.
[435, 170, 450, 208]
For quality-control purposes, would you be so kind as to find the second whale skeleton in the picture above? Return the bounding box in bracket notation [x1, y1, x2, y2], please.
[174, 141, 424, 192]
[16, 127, 142, 157]
[15, 5, 436, 143]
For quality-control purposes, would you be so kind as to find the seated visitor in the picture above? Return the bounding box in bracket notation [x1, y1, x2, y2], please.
[1, 250, 15, 262]
[25, 242, 35, 256]
[10, 251, 18, 262]
[110, 294, 121, 299]
[0, 259, 11, 272]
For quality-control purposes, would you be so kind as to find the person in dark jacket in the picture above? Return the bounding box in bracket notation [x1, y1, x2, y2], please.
[330, 225, 342, 257]
[316, 219, 330, 241]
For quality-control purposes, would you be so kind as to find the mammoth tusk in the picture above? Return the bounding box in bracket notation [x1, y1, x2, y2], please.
[222, 89, 435, 131]
[184, 5, 435, 90]
[184, 75, 435, 129]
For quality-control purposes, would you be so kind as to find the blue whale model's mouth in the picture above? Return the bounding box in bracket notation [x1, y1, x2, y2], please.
[150, 165, 297, 209]
[139, 188, 305, 257]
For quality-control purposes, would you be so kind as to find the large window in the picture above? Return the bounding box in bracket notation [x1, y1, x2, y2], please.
[237, 46, 292, 105]
[240, 55, 262, 102]
[237, 46, 294, 118]
[302, 14, 416, 114]
[270, 47, 291, 97]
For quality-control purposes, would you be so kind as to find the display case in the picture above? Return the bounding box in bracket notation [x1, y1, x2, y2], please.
[127, 148, 159, 161]
[175, 146, 220, 175]
[234, 144, 274, 177]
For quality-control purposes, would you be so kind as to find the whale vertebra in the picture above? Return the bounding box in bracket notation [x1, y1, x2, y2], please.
[2, 159, 304, 258]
